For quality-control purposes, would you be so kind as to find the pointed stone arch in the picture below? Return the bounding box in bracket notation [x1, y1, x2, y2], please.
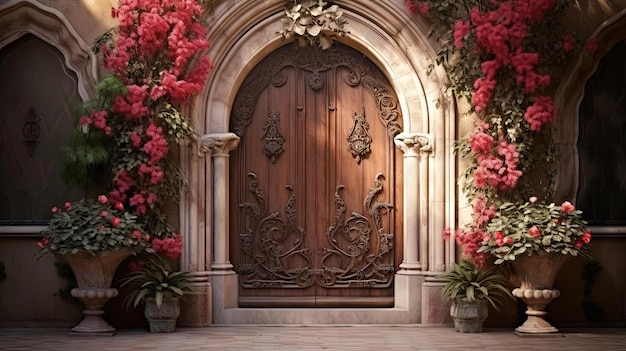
[0, 0, 98, 100]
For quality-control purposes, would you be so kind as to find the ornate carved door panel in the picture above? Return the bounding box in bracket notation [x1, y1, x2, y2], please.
[229, 44, 403, 307]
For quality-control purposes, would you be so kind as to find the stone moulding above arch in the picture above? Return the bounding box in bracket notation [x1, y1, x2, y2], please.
[197, 0, 447, 138]
[554, 8, 626, 203]
[0, 0, 98, 100]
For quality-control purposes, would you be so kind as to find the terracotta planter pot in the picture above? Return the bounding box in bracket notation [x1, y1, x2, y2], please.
[511, 253, 568, 334]
[450, 298, 488, 333]
[144, 297, 181, 333]
[61, 249, 134, 335]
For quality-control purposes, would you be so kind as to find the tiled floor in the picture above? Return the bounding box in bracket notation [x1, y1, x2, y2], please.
[1, 326, 626, 351]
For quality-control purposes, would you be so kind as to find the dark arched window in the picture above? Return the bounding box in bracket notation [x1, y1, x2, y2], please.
[577, 40, 626, 225]
[0, 34, 82, 224]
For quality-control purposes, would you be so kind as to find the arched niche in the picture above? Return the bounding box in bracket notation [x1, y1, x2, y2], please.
[0, 0, 98, 100]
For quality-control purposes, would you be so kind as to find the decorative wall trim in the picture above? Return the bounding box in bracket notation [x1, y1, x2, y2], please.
[0, 0, 98, 100]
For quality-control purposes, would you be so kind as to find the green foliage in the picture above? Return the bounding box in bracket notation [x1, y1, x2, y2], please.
[120, 254, 193, 309]
[440, 260, 513, 309]
[37, 198, 152, 257]
[478, 199, 591, 263]
[61, 75, 128, 195]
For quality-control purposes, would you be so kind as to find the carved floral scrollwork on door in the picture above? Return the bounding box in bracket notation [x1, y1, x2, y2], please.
[237, 173, 394, 289]
[261, 112, 286, 163]
[318, 173, 394, 288]
[238, 173, 313, 288]
[231, 45, 402, 138]
[346, 108, 372, 164]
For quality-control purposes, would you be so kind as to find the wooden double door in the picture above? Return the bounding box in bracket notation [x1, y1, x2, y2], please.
[229, 44, 404, 307]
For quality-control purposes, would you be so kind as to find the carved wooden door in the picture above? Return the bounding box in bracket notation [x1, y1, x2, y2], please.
[229, 44, 403, 307]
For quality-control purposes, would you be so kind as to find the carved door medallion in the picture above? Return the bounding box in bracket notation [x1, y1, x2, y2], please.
[229, 44, 403, 307]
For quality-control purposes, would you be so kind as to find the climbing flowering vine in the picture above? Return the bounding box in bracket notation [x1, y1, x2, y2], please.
[406, 0, 595, 265]
[59, 0, 211, 259]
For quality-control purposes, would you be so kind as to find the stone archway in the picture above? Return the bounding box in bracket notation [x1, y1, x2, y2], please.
[180, 0, 456, 325]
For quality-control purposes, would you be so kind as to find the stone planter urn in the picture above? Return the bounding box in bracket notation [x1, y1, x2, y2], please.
[144, 297, 181, 333]
[62, 249, 133, 335]
[450, 298, 488, 333]
[511, 253, 568, 334]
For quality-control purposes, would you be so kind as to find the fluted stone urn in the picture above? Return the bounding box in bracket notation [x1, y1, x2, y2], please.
[511, 253, 568, 334]
[61, 249, 133, 335]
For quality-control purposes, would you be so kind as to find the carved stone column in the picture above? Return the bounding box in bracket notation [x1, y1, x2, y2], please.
[394, 132, 433, 273]
[199, 133, 240, 272]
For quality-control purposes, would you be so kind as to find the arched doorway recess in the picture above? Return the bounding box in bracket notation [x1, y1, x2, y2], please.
[181, 0, 456, 324]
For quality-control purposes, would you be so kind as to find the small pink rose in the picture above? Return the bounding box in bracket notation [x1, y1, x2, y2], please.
[582, 231, 592, 244]
[529, 196, 537, 203]
[494, 231, 504, 240]
[115, 201, 124, 211]
[574, 239, 584, 249]
[51, 206, 59, 213]
[111, 217, 121, 228]
[98, 195, 108, 204]
[561, 201, 575, 213]
[100, 210, 108, 217]
[64, 202, 72, 211]
[528, 226, 541, 238]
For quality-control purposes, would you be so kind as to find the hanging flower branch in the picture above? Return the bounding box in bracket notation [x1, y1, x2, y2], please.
[60, 0, 212, 259]
[277, 0, 349, 50]
[406, 0, 596, 266]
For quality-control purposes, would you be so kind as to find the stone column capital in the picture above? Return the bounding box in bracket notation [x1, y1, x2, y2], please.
[393, 132, 433, 155]
[198, 133, 241, 156]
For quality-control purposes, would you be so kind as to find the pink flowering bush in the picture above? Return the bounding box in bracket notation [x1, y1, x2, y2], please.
[56, 0, 211, 260]
[406, 0, 595, 265]
[37, 195, 152, 257]
[477, 197, 592, 264]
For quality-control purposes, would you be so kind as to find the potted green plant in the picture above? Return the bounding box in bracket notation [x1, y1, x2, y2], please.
[406, 0, 596, 333]
[35, 0, 211, 333]
[37, 195, 152, 335]
[120, 254, 193, 333]
[440, 260, 512, 333]
[477, 197, 592, 333]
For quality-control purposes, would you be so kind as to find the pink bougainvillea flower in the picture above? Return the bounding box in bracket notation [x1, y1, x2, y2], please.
[582, 231, 592, 244]
[574, 239, 584, 249]
[561, 201, 575, 213]
[528, 226, 541, 238]
[98, 195, 108, 204]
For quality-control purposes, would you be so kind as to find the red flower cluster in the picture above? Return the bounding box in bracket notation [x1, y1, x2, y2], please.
[151, 234, 183, 260]
[473, 139, 522, 191]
